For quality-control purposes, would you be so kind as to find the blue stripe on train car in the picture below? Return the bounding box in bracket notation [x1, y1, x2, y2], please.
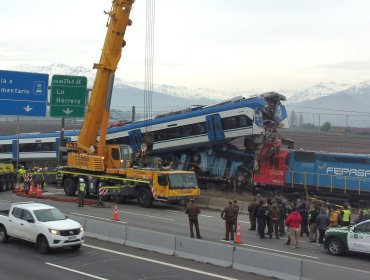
[286, 150, 370, 192]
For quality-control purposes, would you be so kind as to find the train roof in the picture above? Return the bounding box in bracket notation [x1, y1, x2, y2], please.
[108, 95, 267, 134]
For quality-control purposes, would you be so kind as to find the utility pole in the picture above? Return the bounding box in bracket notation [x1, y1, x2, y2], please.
[318, 114, 321, 132]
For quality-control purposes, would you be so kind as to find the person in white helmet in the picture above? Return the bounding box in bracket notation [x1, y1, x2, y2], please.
[78, 178, 86, 207]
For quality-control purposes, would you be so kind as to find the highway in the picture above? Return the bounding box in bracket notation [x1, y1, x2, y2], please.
[0, 236, 267, 280]
[1, 189, 370, 276]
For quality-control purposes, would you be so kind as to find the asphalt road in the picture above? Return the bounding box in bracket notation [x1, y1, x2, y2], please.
[1, 189, 369, 275]
[0, 236, 267, 280]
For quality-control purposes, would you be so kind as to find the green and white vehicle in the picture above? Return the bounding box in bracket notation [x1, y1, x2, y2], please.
[324, 219, 370, 256]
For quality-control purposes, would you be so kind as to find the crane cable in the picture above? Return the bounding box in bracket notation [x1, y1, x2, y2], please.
[144, 0, 155, 148]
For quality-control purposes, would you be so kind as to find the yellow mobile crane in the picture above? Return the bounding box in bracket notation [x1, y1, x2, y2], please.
[57, 0, 200, 207]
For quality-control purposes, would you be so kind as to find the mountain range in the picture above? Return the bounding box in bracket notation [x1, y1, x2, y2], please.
[5, 64, 370, 127]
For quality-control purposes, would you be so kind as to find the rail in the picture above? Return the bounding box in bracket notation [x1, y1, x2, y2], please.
[286, 170, 370, 195]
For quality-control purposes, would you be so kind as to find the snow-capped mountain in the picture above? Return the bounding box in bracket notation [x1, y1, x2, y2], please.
[10, 63, 228, 101]
[287, 82, 351, 104]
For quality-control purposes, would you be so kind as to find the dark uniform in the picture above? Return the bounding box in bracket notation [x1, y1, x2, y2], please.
[221, 201, 236, 241]
[233, 200, 240, 232]
[185, 199, 202, 238]
[248, 198, 258, 230]
[78, 178, 86, 207]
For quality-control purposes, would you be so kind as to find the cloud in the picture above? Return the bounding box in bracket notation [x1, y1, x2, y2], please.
[318, 60, 370, 70]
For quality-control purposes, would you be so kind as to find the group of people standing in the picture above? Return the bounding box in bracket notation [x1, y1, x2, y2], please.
[185, 196, 353, 247]
[248, 198, 352, 249]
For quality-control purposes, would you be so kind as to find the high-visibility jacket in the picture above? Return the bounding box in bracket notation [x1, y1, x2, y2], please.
[342, 209, 351, 222]
[79, 182, 86, 192]
[18, 168, 26, 175]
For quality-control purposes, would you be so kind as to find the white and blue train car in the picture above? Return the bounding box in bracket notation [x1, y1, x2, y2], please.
[0, 131, 78, 166]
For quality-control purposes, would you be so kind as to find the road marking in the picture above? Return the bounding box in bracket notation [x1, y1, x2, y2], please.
[199, 214, 214, 218]
[46, 262, 108, 280]
[119, 210, 175, 221]
[84, 244, 239, 280]
[240, 243, 319, 259]
[165, 210, 180, 213]
[238, 220, 249, 224]
[0, 199, 12, 203]
[70, 212, 127, 224]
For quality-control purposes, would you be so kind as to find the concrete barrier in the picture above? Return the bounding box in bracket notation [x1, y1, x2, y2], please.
[233, 247, 302, 280]
[301, 259, 370, 280]
[125, 227, 175, 255]
[69, 214, 86, 228]
[196, 196, 210, 208]
[84, 218, 126, 245]
[207, 197, 227, 211]
[175, 236, 234, 267]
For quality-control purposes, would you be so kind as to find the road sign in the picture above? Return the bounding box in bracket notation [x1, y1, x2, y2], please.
[0, 70, 49, 116]
[50, 75, 87, 118]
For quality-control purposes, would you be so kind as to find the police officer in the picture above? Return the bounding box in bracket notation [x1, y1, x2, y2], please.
[185, 199, 202, 239]
[221, 201, 236, 241]
[233, 200, 240, 232]
[78, 178, 86, 207]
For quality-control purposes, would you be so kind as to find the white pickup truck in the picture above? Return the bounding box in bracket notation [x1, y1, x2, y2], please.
[0, 202, 84, 253]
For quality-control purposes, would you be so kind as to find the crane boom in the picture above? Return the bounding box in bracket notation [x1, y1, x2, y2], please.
[78, 0, 134, 153]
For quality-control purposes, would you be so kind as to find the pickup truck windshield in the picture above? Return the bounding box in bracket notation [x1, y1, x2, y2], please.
[168, 173, 197, 189]
[33, 208, 66, 222]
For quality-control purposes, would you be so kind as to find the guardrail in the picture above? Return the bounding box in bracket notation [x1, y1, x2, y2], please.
[71, 214, 370, 280]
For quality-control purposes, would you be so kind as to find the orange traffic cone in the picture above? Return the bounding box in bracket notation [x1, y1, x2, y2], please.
[235, 223, 241, 244]
[37, 185, 43, 198]
[112, 204, 119, 221]
[28, 185, 35, 196]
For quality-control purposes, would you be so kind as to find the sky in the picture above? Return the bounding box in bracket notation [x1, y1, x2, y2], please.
[1, 0, 370, 96]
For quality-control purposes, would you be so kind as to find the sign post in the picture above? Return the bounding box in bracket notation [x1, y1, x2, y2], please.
[0, 70, 48, 116]
[50, 75, 87, 166]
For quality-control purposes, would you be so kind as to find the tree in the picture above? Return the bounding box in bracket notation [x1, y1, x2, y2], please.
[290, 110, 298, 127]
[298, 113, 304, 127]
[321, 121, 331, 132]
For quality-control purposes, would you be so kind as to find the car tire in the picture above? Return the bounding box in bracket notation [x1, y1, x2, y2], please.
[0, 226, 9, 243]
[36, 235, 50, 254]
[327, 238, 345, 256]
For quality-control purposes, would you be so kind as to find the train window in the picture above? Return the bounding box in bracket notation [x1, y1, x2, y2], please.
[194, 122, 206, 134]
[294, 151, 315, 162]
[0, 144, 12, 153]
[222, 117, 238, 130]
[180, 124, 194, 137]
[238, 115, 253, 127]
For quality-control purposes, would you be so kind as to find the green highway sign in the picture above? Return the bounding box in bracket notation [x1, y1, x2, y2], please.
[50, 75, 87, 118]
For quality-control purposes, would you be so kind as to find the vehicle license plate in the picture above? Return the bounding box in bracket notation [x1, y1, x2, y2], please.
[68, 236, 77, 241]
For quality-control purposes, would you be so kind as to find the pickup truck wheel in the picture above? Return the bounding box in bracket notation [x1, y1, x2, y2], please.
[138, 187, 153, 208]
[64, 178, 78, 196]
[37, 235, 50, 254]
[327, 238, 344, 256]
[0, 226, 9, 243]
[70, 244, 81, 251]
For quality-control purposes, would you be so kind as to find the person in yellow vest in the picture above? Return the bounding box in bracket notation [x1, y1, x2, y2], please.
[78, 178, 86, 207]
[330, 206, 341, 227]
[17, 165, 26, 186]
[340, 203, 351, 226]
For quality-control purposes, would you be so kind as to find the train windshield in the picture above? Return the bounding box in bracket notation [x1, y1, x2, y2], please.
[168, 173, 198, 189]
